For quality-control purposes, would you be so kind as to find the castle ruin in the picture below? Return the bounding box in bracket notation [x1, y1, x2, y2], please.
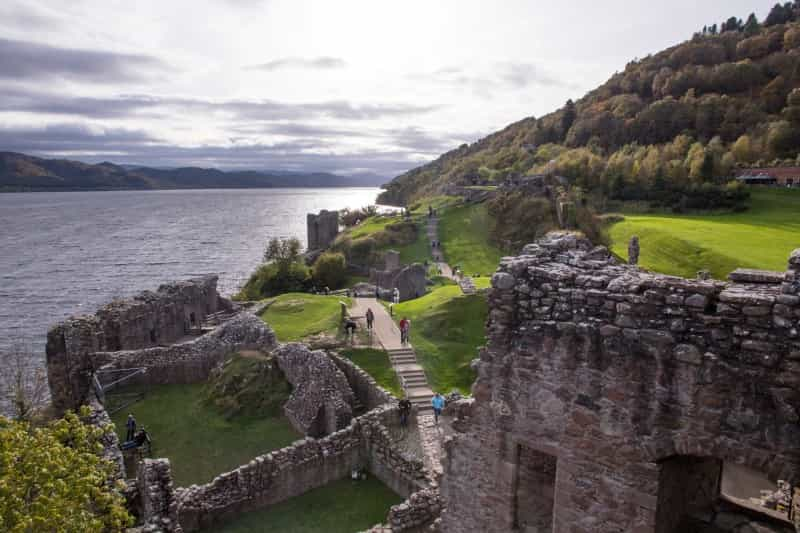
[440, 233, 800, 532]
[307, 209, 340, 251]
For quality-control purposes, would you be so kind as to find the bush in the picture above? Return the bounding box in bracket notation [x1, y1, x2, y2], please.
[236, 262, 311, 300]
[312, 252, 347, 290]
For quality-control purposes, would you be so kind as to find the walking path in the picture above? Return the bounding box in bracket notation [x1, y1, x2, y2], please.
[349, 297, 443, 473]
[426, 215, 475, 295]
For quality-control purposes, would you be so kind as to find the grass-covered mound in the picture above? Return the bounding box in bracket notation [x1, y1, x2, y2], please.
[439, 203, 503, 276]
[609, 188, 800, 279]
[339, 348, 401, 397]
[262, 293, 350, 342]
[204, 352, 292, 419]
[391, 285, 487, 394]
[211, 476, 402, 533]
[112, 382, 300, 487]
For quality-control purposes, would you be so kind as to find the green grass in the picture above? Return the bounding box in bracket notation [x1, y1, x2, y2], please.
[339, 348, 401, 397]
[262, 293, 350, 342]
[608, 188, 800, 279]
[111, 384, 300, 487]
[391, 285, 487, 394]
[211, 476, 402, 533]
[439, 203, 503, 276]
[347, 215, 398, 239]
[385, 221, 431, 265]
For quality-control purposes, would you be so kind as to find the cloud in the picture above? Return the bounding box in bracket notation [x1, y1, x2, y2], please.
[500, 62, 564, 88]
[0, 85, 440, 121]
[246, 56, 347, 71]
[0, 123, 159, 152]
[409, 62, 573, 97]
[0, 38, 165, 82]
[0, 2, 60, 30]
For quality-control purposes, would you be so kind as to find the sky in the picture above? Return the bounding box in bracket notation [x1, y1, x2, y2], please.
[0, 0, 777, 178]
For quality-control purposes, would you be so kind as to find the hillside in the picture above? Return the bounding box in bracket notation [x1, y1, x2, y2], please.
[379, 8, 800, 206]
[0, 152, 385, 191]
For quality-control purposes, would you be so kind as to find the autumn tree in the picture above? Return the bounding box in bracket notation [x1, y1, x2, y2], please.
[0, 408, 133, 532]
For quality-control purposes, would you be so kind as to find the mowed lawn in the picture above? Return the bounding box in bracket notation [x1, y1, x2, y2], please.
[609, 188, 800, 279]
[439, 203, 503, 276]
[339, 348, 402, 397]
[111, 384, 300, 487]
[210, 476, 402, 533]
[391, 285, 487, 394]
[262, 293, 350, 342]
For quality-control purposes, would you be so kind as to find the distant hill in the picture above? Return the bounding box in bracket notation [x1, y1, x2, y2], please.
[0, 152, 386, 191]
[380, 9, 800, 206]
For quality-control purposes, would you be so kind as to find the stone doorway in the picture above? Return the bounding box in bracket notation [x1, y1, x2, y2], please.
[655, 455, 723, 533]
[513, 445, 556, 532]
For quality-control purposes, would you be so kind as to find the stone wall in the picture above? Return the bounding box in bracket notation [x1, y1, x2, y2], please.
[307, 210, 339, 251]
[330, 352, 396, 410]
[137, 459, 183, 532]
[176, 405, 429, 532]
[83, 397, 125, 480]
[273, 343, 355, 436]
[386, 488, 443, 532]
[94, 313, 277, 387]
[371, 263, 428, 301]
[440, 232, 800, 533]
[46, 276, 222, 411]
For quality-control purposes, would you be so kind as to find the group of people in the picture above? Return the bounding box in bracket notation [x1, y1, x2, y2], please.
[427, 206, 438, 218]
[122, 414, 150, 451]
[397, 392, 447, 426]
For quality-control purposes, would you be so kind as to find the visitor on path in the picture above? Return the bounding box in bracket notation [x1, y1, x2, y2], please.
[365, 308, 375, 330]
[428, 205, 433, 218]
[398, 396, 412, 427]
[399, 317, 411, 345]
[122, 427, 149, 451]
[375, 287, 380, 299]
[345, 318, 357, 340]
[126, 414, 137, 441]
[432, 393, 445, 424]
[392, 287, 400, 304]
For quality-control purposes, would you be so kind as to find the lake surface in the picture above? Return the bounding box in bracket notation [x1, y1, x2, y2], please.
[0, 188, 380, 358]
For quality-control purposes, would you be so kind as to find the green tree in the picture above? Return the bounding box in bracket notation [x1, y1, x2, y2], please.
[744, 13, 760, 35]
[263, 237, 302, 270]
[312, 252, 347, 290]
[0, 408, 132, 532]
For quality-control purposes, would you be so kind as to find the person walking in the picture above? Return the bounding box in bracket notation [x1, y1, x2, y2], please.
[345, 318, 357, 342]
[431, 392, 445, 424]
[126, 414, 137, 441]
[398, 396, 412, 427]
[398, 317, 408, 344]
[365, 308, 374, 330]
[392, 287, 400, 305]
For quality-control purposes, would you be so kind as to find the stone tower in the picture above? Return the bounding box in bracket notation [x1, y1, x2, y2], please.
[307, 210, 339, 251]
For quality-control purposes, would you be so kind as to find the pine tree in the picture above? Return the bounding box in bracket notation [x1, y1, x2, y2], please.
[744, 13, 760, 36]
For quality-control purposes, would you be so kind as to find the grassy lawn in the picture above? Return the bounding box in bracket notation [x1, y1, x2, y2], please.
[439, 203, 503, 276]
[339, 348, 401, 397]
[211, 476, 402, 533]
[348, 215, 398, 239]
[384, 221, 431, 265]
[262, 293, 350, 342]
[608, 188, 800, 279]
[111, 383, 300, 487]
[391, 285, 487, 394]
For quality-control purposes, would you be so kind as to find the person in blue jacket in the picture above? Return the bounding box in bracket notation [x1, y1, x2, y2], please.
[431, 392, 445, 424]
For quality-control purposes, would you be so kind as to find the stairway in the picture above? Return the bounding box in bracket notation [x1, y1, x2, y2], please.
[458, 276, 476, 295]
[388, 347, 434, 411]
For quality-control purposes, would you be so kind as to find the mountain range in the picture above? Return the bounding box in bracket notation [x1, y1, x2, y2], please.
[0, 152, 386, 191]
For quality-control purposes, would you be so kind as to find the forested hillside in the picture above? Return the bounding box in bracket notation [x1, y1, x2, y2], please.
[379, 4, 800, 207]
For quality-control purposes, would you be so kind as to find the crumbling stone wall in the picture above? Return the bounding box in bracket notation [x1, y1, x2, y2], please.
[84, 397, 125, 480]
[176, 405, 429, 532]
[93, 313, 277, 387]
[371, 263, 428, 301]
[440, 232, 800, 533]
[46, 276, 222, 411]
[137, 459, 182, 532]
[385, 488, 443, 532]
[307, 209, 339, 251]
[330, 352, 396, 410]
[273, 343, 355, 436]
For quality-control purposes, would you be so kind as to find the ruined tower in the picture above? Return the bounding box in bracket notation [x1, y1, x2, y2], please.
[306, 210, 339, 251]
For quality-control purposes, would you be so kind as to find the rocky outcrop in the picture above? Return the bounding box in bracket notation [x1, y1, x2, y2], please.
[273, 343, 355, 436]
[440, 232, 800, 533]
[46, 276, 223, 411]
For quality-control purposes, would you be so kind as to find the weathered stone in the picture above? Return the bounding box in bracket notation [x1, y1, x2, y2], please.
[492, 272, 516, 290]
[307, 209, 339, 251]
[674, 344, 702, 365]
[684, 293, 708, 308]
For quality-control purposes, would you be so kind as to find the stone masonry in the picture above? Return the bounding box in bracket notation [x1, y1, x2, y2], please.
[440, 232, 800, 533]
[46, 275, 222, 411]
[307, 209, 340, 251]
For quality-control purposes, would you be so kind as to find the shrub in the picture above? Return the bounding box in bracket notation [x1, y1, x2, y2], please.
[236, 262, 311, 300]
[312, 252, 347, 290]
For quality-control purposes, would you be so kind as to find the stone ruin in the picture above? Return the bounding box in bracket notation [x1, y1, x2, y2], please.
[370, 250, 428, 302]
[44, 276, 440, 532]
[439, 232, 800, 533]
[307, 209, 340, 251]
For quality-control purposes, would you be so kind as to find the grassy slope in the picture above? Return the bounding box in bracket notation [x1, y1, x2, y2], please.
[112, 384, 300, 487]
[211, 477, 402, 533]
[439, 203, 503, 276]
[339, 348, 401, 397]
[348, 215, 396, 239]
[609, 189, 800, 279]
[391, 285, 487, 394]
[262, 293, 350, 342]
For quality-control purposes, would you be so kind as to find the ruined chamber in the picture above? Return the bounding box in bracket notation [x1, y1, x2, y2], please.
[441, 233, 800, 533]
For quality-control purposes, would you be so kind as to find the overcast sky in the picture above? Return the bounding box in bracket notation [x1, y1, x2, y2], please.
[0, 0, 776, 177]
